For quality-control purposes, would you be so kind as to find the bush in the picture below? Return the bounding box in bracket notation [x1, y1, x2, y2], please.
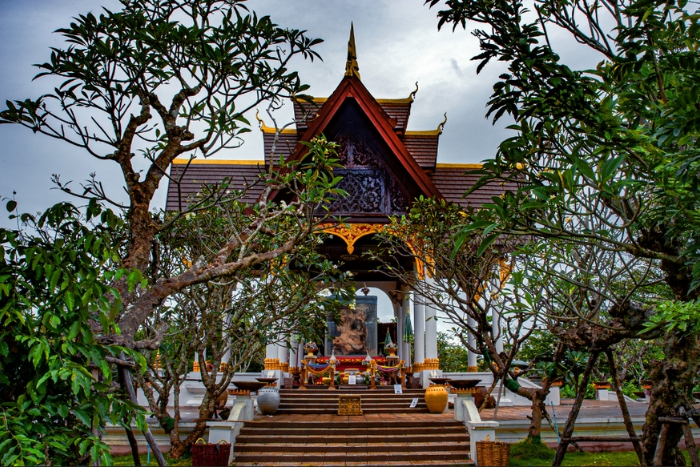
[510, 439, 555, 461]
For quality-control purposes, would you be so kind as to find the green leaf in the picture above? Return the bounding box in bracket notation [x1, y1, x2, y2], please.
[477, 233, 499, 257]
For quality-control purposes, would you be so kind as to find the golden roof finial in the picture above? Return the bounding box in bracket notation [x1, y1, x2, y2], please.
[255, 109, 264, 129]
[345, 23, 361, 80]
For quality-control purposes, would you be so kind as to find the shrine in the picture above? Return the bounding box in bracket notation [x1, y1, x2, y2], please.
[166, 25, 512, 389]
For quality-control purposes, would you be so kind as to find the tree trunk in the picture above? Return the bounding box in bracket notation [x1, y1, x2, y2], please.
[642, 333, 699, 466]
[169, 390, 217, 458]
[552, 351, 599, 466]
[606, 350, 645, 466]
[117, 362, 142, 466]
[119, 365, 168, 467]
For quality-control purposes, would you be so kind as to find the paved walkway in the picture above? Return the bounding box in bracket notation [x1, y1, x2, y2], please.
[479, 398, 650, 422]
[165, 398, 651, 423]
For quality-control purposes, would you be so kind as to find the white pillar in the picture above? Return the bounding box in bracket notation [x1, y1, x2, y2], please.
[414, 288, 425, 366]
[401, 285, 411, 364]
[265, 343, 276, 360]
[424, 278, 438, 360]
[395, 299, 404, 361]
[221, 315, 232, 365]
[277, 343, 288, 364]
[492, 307, 503, 354]
[468, 315, 477, 370]
[290, 336, 299, 369]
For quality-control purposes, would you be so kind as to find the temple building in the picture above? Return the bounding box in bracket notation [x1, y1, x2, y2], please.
[165, 26, 512, 387]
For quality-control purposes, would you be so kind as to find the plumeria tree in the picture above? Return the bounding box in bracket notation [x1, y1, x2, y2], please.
[427, 0, 700, 463]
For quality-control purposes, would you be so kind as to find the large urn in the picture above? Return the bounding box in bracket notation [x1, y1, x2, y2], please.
[257, 387, 280, 415]
[425, 381, 449, 414]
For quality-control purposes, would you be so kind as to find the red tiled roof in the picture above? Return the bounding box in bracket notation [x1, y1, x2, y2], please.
[293, 98, 412, 134]
[402, 133, 439, 169]
[429, 164, 517, 207]
[263, 131, 299, 167]
[286, 76, 443, 200]
[165, 161, 265, 211]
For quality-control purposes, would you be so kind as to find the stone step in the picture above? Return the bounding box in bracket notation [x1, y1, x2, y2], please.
[234, 463, 472, 467]
[278, 400, 428, 407]
[275, 407, 432, 414]
[281, 388, 425, 394]
[237, 433, 469, 443]
[241, 420, 463, 429]
[233, 451, 471, 464]
[240, 426, 466, 436]
[235, 442, 470, 453]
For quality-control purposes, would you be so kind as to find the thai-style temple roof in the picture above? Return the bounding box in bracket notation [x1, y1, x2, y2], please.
[165, 26, 516, 217]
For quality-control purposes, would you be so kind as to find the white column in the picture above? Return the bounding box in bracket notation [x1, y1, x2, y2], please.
[221, 315, 232, 365]
[277, 343, 288, 364]
[414, 287, 425, 365]
[290, 336, 299, 369]
[265, 343, 276, 360]
[401, 285, 411, 364]
[424, 278, 438, 360]
[394, 299, 404, 361]
[467, 315, 477, 370]
[492, 306, 503, 354]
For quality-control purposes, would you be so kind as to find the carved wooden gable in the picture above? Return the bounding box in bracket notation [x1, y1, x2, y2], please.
[323, 100, 420, 218]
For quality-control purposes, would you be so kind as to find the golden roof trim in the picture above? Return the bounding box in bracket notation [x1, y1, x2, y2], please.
[172, 159, 264, 166]
[296, 96, 417, 106]
[405, 130, 442, 136]
[435, 163, 484, 169]
[256, 109, 297, 135]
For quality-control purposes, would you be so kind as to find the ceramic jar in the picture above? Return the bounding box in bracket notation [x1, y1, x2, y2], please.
[257, 387, 280, 415]
[425, 385, 448, 413]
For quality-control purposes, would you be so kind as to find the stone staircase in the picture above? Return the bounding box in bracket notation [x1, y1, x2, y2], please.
[232, 387, 472, 466]
[233, 419, 472, 466]
[276, 386, 430, 414]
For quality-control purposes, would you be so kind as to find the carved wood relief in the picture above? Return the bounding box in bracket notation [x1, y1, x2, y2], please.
[328, 134, 411, 215]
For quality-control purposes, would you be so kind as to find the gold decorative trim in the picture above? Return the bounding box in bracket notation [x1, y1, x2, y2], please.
[172, 158, 263, 166]
[192, 361, 200, 372]
[423, 358, 440, 370]
[467, 365, 479, 373]
[264, 358, 281, 371]
[320, 222, 431, 278]
[404, 129, 442, 137]
[228, 389, 250, 396]
[338, 395, 363, 416]
[345, 23, 361, 80]
[219, 362, 228, 372]
[435, 163, 484, 169]
[413, 362, 423, 373]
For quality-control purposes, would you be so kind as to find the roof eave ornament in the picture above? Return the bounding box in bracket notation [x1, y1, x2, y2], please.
[437, 112, 447, 134]
[345, 23, 361, 80]
[409, 82, 419, 102]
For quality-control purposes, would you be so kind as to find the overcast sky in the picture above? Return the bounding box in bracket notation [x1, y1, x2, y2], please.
[0, 0, 522, 226]
[0, 1, 604, 340]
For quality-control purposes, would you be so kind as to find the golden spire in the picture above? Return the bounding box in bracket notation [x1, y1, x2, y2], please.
[345, 23, 361, 80]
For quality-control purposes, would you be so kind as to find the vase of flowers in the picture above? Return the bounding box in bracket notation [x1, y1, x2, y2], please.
[304, 342, 318, 357]
[384, 342, 398, 357]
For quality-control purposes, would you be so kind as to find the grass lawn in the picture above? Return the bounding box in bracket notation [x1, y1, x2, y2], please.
[114, 447, 691, 466]
[509, 441, 693, 466]
[112, 454, 191, 466]
[509, 450, 642, 466]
